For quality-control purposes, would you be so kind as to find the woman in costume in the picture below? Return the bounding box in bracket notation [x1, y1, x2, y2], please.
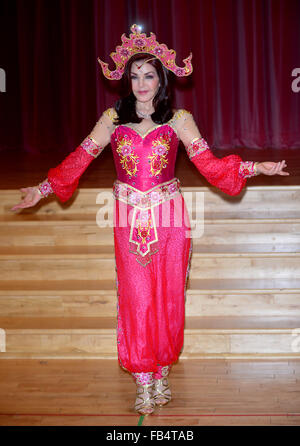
[11, 24, 289, 415]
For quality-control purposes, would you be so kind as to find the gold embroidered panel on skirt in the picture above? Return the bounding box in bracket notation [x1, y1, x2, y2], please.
[129, 207, 159, 266]
[113, 178, 181, 267]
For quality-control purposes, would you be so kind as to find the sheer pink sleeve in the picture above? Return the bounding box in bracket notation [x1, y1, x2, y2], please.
[38, 108, 117, 203]
[175, 110, 259, 196]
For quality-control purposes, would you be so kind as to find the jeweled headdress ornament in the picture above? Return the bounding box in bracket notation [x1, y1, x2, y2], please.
[97, 24, 193, 80]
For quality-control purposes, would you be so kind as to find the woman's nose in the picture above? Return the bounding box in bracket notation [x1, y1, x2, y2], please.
[138, 77, 144, 87]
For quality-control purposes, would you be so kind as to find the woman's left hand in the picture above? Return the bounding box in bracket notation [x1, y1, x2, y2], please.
[257, 160, 290, 176]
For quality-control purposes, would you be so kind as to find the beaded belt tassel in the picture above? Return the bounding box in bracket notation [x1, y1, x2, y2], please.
[129, 207, 159, 265]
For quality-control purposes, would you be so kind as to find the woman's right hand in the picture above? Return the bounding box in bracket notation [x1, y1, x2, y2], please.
[10, 186, 43, 212]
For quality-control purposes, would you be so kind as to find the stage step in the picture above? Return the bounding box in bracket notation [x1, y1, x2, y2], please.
[0, 286, 299, 318]
[1, 252, 300, 280]
[0, 186, 300, 360]
[0, 316, 299, 359]
[2, 186, 300, 219]
[0, 220, 300, 252]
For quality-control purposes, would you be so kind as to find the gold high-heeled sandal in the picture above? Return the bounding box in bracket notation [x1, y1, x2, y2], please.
[153, 377, 172, 406]
[134, 383, 155, 415]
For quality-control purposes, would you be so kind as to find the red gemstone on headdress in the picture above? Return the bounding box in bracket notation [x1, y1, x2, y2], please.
[120, 48, 130, 57]
[175, 68, 186, 76]
[134, 38, 146, 47]
[154, 47, 164, 56]
[111, 70, 122, 79]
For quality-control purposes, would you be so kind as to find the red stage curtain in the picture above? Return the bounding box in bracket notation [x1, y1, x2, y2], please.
[0, 0, 299, 154]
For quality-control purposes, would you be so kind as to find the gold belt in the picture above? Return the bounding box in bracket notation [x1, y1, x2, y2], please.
[113, 178, 181, 267]
[112, 177, 181, 209]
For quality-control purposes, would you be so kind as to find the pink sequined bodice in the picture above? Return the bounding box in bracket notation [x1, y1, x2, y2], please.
[45, 108, 256, 205]
[110, 124, 179, 191]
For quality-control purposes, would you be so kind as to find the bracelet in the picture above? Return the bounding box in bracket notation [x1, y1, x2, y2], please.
[253, 161, 260, 176]
[186, 137, 210, 160]
[238, 161, 260, 179]
[81, 136, 104, 158]
[37, 178, 53, 197]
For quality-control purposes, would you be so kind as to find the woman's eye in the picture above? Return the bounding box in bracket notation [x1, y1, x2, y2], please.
[130, 74, 154, 80]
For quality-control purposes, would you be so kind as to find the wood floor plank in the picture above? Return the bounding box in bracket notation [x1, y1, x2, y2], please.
[0, 359, 299, 426]
[0, 315, 299, 329]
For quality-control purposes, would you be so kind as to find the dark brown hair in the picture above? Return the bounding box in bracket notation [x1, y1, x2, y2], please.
[114, 53, 174, 125]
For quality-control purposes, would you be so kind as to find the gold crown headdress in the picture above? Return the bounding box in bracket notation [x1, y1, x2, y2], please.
[97, 24, 193, 80]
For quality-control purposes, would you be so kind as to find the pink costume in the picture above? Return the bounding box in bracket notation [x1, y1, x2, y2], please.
[36, 15, 260, 384]
[38, 108, 259, 376]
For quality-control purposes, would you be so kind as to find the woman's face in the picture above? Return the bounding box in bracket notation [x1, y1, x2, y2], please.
[130, 60, 160, 104]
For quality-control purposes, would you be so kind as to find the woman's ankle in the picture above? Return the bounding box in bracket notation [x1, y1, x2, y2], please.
[132, 371, 154, 386]
[153, 365, 171, 380]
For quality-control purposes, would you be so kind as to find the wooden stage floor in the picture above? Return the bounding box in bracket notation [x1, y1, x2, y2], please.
[1, 145, 299, 427]
[0, 359, 299, 426]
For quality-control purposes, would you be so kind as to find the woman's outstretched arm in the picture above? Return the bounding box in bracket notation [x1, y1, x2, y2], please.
[175, 110, 289, 196]
[10, 108, 117, 211]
